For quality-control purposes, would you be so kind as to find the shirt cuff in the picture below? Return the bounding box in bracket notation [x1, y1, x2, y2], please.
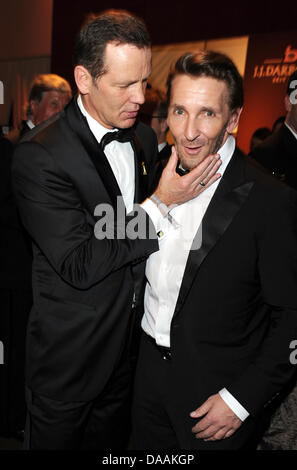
[219, 388, 250, 422]
[141, 198, 163, 231]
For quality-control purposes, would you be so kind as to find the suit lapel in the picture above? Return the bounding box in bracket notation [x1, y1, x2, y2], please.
[283, 125, 297, 159]
[129, 132, 149, 306]
[65, 98, 122, 207]
[66, 98, 149, 208]
[131, 132, 148, 204]
[173, 149, 254, 318]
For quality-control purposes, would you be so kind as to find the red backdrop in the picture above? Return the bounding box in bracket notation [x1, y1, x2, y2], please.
[237, 31, 297, 154]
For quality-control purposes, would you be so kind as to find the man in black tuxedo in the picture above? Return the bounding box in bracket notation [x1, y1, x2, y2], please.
[130, 51, 297, 450]
[253, 71, 297, 450]
[12, 11, 220, 450]
[250, 70, 297, 190]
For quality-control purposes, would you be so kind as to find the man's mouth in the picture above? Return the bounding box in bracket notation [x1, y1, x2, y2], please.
[125, 110, 139, 118]
[183, 145, 203, 156]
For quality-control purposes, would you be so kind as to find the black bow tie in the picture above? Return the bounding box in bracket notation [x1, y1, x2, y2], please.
[100, 129, 134, 151]
[176, 165, 189, 176]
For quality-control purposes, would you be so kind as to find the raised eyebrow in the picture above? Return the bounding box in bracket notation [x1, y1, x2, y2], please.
[201, 106, 217, 114]
[171, 104, 186, 111]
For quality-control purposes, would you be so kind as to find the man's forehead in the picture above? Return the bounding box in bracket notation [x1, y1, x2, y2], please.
[104, 42, 151, 62]
[170, 74, 229, 106]
[171, 74, 227, 94]
[41, 90, 67, 101]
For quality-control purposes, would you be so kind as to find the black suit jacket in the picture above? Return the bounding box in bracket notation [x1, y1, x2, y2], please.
[250, 124, 297, 190]
[168, 148, 297, 418]
[158, 142, 172, 167]
[151, 143, 172, 190]
[12, 98, 159, 402]
[19, 121, 32, 138]
[0, 137, 32, 287]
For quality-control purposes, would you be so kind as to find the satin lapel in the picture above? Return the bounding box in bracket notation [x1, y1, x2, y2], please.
[131, 132, 148, 204]
[65, 98, 121, 207]
[283, 125, 297, 159]
[173, 150, 254, 318]
[129, 132, 149, 307]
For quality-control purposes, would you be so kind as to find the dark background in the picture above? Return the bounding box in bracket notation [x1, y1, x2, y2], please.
[51, 0, 297, 89]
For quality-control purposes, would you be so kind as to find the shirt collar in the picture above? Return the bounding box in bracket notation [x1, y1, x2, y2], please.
[77, 94, 118, 144]
[217, 134, 236, 177]
[158, 142, 167, 152]
[285, 122, 297, 140]
[26, 119, 35, 129]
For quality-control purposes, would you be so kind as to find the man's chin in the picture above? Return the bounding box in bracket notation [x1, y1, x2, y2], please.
[179, 155, 207, 171]
[117, 117, 137, 129]
[177, 146, 209, 170]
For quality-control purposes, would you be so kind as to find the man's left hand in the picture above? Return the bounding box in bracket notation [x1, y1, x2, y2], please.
[190, 394, 242, 441]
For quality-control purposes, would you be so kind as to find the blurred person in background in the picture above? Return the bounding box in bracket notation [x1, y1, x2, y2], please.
[250, 71, 297, 189]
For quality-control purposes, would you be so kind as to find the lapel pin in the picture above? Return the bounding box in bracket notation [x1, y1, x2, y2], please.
[141, 161, 147, 175]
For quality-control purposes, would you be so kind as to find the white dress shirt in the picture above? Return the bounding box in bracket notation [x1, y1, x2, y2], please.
[142, 135, 249, 421]
[27, 119, 35, 129]
[158, 142, 167, 152]
[77, 95, 135, 213]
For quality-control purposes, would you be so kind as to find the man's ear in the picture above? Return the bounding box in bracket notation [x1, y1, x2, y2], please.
[74, 65, 92, 95]
[227, 108, 243, 134]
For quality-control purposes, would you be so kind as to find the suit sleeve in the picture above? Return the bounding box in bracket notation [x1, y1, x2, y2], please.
[227, 186, 297, 416]
[12, 141, 159, 289]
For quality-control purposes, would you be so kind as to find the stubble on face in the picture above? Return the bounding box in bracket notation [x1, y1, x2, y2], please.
[168, 75, 234, 172]
[177, 120, 229, 171]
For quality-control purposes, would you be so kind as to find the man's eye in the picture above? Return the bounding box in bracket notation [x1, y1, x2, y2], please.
[205, 110, 214, 117]
[175, 108, 184, 115]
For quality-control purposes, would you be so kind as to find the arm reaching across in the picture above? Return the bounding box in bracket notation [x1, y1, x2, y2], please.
[153, 146, 222, 207]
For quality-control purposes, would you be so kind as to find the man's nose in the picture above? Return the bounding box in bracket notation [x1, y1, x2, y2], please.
[130, 83, 146, 105]
[184, 117, 200, 142]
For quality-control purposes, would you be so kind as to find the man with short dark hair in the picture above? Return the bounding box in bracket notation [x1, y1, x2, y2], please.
[12, 11, 220, 450]
[130, 50, 297, 450]
[20, 73, 72, 136]
[250, 70, 297, 189]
